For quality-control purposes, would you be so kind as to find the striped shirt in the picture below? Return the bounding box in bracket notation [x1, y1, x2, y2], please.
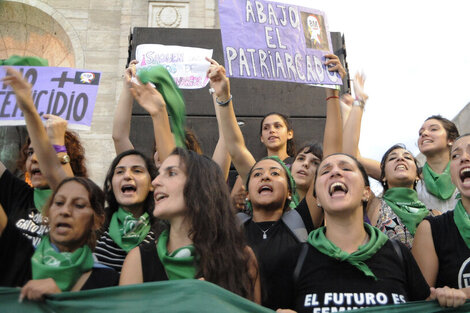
[94, 230, 156, 273]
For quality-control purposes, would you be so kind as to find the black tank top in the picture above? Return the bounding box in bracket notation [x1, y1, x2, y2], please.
[139, 241, 169, 282]
[427, 211, 470, 288]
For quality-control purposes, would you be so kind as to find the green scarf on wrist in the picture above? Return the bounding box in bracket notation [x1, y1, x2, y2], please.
[453, 200, 470, 249]
[383, 187, 429, 235]
[307, 223, 388, 280]
[156, 229, 197, 280]
[108, 207, 151, 253]
[422, 162, 456, 200]
[31, 235, 94, 291]
[33, 189, 53, 213]
[137, 65, 186, 148]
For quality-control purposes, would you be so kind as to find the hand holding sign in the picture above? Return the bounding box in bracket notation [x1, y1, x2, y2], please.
[324, 54, 346, 80]
[206, 57, 231, 101]
[1, 67, 35, 113]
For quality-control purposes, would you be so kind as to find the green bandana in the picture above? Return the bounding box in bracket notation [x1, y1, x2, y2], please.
[137, 66, 186, 148]
[31, 235, 94, 291]
[422, 162, 456, 200]
[33, 188, 53, 213]
[453, 200, 470, 249]
[308, 223, 388, 280]
[156, 230, 197, 280]
[383, 188, 429, 235]
[108, 207, 151, 252]
[245, 155, 300, 211]
[0, 55, 48, 66]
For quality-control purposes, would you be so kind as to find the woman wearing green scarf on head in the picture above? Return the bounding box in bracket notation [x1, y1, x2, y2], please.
[274, 153, 465, 313]
[413, 133, 470, 298]
[0, 177, 119, 300]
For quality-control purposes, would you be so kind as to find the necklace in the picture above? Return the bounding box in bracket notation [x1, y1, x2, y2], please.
[254, 222, 276, 239]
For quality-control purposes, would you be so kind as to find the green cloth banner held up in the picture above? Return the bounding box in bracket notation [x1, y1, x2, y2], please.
[1, 280, 469, 313]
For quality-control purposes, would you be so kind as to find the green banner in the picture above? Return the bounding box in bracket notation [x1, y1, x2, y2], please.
[1, 280, 469, 313]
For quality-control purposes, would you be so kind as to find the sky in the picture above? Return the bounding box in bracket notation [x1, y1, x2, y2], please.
[278, 0, 470, 164]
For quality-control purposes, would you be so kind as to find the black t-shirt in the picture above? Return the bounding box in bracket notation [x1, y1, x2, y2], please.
[0, 220, 119, 289]
[271, 240, 430, 312]
[0, 170, 48, 247]
[296, 198, 315, 234]
[243, 204, 314, 309]
[427, 211, 470, 289]
[139, 241, 169, 282]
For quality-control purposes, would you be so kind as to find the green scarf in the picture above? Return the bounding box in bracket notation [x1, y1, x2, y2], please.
[33, 188, 53, 213]
[383, 187, 429, 235]
[422, 162, 456, 200]
[245, 155, 300, 211]
[453, 200, 470, 249]
[0, 55, 48, 66]
[307, 223, 388, 280]
[156, 230, 197, 280]
[108, 207, 151, 252]
[137, 65, 186, 148]
[31, 235, 94, 291]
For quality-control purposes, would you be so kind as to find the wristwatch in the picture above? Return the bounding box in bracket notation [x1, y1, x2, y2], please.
[59, 154, 71, 165]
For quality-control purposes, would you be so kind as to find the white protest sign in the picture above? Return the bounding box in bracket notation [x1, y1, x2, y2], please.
[135, 44, 213, 89]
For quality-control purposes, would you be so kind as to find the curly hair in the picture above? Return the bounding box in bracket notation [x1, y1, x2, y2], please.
[167, 147, 256, 300]
[259, 112, 296, 157]
[103, 149, 157, 227]
[43, 176, 104, 250]
[17, 130, 87, 177]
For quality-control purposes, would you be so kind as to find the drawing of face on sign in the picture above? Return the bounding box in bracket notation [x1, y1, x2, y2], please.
[307, 15, 321, 44]
[300, 12, 329, 52]
[458, 257, 470, 289]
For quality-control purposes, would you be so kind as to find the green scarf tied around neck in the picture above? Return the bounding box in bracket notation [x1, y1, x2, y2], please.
[137, 65, 186, 148]
[33, 189, 53, 213]
[245, 155, 300, 211]
[422, 162, 456, 200]
[382, 187, 429, 235]
[453, 200, 470, 249]
[0, 55, 48, 66]
[156, 229, 197, 280]
[31, 235, 94, 291]
[307, 223, 388, 280]
[108, 207, 151, 252]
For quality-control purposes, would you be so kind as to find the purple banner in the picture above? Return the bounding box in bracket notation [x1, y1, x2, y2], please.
[0, 66, 101, 130]
[219, 0, 342, 85]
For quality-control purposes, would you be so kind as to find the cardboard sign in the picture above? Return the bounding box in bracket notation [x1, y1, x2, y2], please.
[0, 66, 101, 130]
[219, 0, 342, 86]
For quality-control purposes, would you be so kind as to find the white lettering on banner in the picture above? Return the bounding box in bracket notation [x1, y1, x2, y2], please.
[245, 0, 299, 28]
[305, 292, 399, 309]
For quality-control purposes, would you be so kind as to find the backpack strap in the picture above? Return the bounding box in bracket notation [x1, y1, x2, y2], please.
[390, 239, 404, 269]
[236, 212, 252, 225]
[282, 209, 308, 242]
[293, 243, 309, 284]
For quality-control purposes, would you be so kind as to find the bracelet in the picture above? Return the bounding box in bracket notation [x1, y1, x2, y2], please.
[353, 99, 365, 110]
[53, 145, 67, 153]
[216, 94, 232, 106]
[326, 96, 339, 101]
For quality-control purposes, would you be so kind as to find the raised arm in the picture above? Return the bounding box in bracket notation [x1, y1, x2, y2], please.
[341, 73, 381, 180]
[211, 100, 232, 181]
[206, 57, 255, 184]
[130, 79, 175, 163]
[112, 60, 138, 154]
[2, 68, 68, 190]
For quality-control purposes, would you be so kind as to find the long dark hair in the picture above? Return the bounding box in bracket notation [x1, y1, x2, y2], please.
[259, 112, 296, 157]
[103, 150, 157, 226]
[169, 147, 256, 300]
[44, 177, 105, 249]
[379, 144, 419, 191]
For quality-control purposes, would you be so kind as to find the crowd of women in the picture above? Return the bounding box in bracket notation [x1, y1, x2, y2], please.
[0, 51, 469, 312]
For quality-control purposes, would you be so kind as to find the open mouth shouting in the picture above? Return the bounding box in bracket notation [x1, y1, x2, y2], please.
[460, 167, 470, 186]
[329, 182, 348, 198]
[258, 184, 273, 195]
[154, 191, 169, 203]
[121, 184, 137, 195]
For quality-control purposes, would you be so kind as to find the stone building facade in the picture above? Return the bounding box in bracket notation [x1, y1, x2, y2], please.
[0, 0, 218, 185]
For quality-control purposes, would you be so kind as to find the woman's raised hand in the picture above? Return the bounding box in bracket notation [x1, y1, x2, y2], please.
[206, 57, 230, 100]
